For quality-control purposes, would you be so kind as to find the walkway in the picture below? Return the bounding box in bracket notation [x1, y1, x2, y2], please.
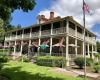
[50, 68, 99, 79]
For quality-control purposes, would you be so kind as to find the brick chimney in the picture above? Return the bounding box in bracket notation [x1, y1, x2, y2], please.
[37, 15, 48, 24]
[50, 11, 54, 19]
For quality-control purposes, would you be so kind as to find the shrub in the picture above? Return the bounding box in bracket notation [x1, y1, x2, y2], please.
[0, 56, 9, 63]
[93, 62, 100, 73]
[0, 49, 10, 56]
[74, 57, 84, 69]
[17, 56, 30, 62]
[86, 58, 93, 66]
[36, 56, 66, 68]
[22, 57, 30, 62]
[0, 63, 3, 70]
[95, 53, 100, 59]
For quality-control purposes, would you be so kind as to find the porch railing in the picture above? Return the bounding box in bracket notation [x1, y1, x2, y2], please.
[41, 30, 51, 36]
[69, 28, 76, 36]
[16, 35, 22, 39]
[31, 32, 39, 37]
[77, 32, 83, 39]
[52, 27, 66, 35]
[23, 33, 30, 39]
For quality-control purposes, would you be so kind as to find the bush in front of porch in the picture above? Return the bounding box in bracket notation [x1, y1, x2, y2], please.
[36, 56, 66, 68]
[74, 57, 93, 69]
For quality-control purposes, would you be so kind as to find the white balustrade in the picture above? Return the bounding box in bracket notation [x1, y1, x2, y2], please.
[85, 37, 89, 42]
[16, 35, 22, 39]
[53, 27, 66, 35]
[11, 35, 16, 40]
[31, 32, 39, 37]
[69, 28, 76, 36]
[77, 32, 83, 39]
[23, 33, 30, 39]
[41, 30, 51, 36]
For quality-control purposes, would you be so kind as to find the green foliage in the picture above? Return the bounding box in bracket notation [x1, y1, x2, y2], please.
[95, 53, 100, 59]
[0, 56, 9, 63]
[36, 56, 66, 68]
[93, 63, 100, 73]
[0, 61, 83, 80]
[86, 58, 93, 66]
[74, 57, 84, 69]
[0, 18, 5, 43]
[97, 41, 100, 53]
[17, 56, 30, 62]
[0, 0, 36, 22]
[0, 49, 10, 56]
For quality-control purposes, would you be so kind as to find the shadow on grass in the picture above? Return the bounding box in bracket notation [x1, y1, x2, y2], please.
[1, 66, 64, 80]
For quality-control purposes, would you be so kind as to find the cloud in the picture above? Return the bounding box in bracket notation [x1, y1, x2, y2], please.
[39, 0, 100, 29]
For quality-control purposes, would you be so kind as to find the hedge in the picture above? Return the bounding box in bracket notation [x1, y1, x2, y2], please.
[0, 56, 9, 63]
[93, 62, 100, 73]
[36, 56, 67, 68]
[74, 57, 84, 69]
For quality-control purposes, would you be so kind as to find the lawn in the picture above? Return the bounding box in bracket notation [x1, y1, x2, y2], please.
[0, 61, 84, 80]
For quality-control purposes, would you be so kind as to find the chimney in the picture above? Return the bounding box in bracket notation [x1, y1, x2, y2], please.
[50, 11, 54, 19]
[41, 15, 45, 19]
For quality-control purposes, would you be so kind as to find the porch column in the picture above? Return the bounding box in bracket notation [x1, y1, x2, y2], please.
[39, 25, 41, 36]
[38, 38, 41, 56]
[14, 41, 16, 54]
[82, 41, 85, 57]
[92, 45, 94, 59]
[20, 29, 24, 56]
[66, 35, 69, 66]
[20, 41, 23, 56]
[13, 41, 16, 59]
[50, 23, 53, 55]
[50, 37, 52, 55]
[66, 20, 69, 33]
[30, 28, 32, 38]
[75, 39, 77, 56]
[28, 40, 31, 56]
[87, 43, 90, 58]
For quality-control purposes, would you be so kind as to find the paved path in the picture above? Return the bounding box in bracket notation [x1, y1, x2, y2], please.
[71, 70, 99, 78]
[50, 68, 99, 79]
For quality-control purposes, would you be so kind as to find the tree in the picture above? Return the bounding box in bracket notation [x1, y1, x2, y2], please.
[0, 0, 36, 43]
[97, 41, 100, 53]
[0, 18, 5, 43]
[0, 0, 36, 22]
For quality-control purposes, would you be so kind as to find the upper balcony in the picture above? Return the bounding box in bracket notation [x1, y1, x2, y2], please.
[41, 24, 51, 36]
[4, 20, 96, 44]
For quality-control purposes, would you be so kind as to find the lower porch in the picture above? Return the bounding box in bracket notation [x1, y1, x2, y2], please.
[4, 36, 96, 66]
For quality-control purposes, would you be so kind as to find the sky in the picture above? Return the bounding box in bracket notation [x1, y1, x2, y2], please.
[11, 0, 100, 42]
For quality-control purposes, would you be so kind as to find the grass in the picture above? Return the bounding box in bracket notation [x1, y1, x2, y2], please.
[0, 61, 85, 80]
